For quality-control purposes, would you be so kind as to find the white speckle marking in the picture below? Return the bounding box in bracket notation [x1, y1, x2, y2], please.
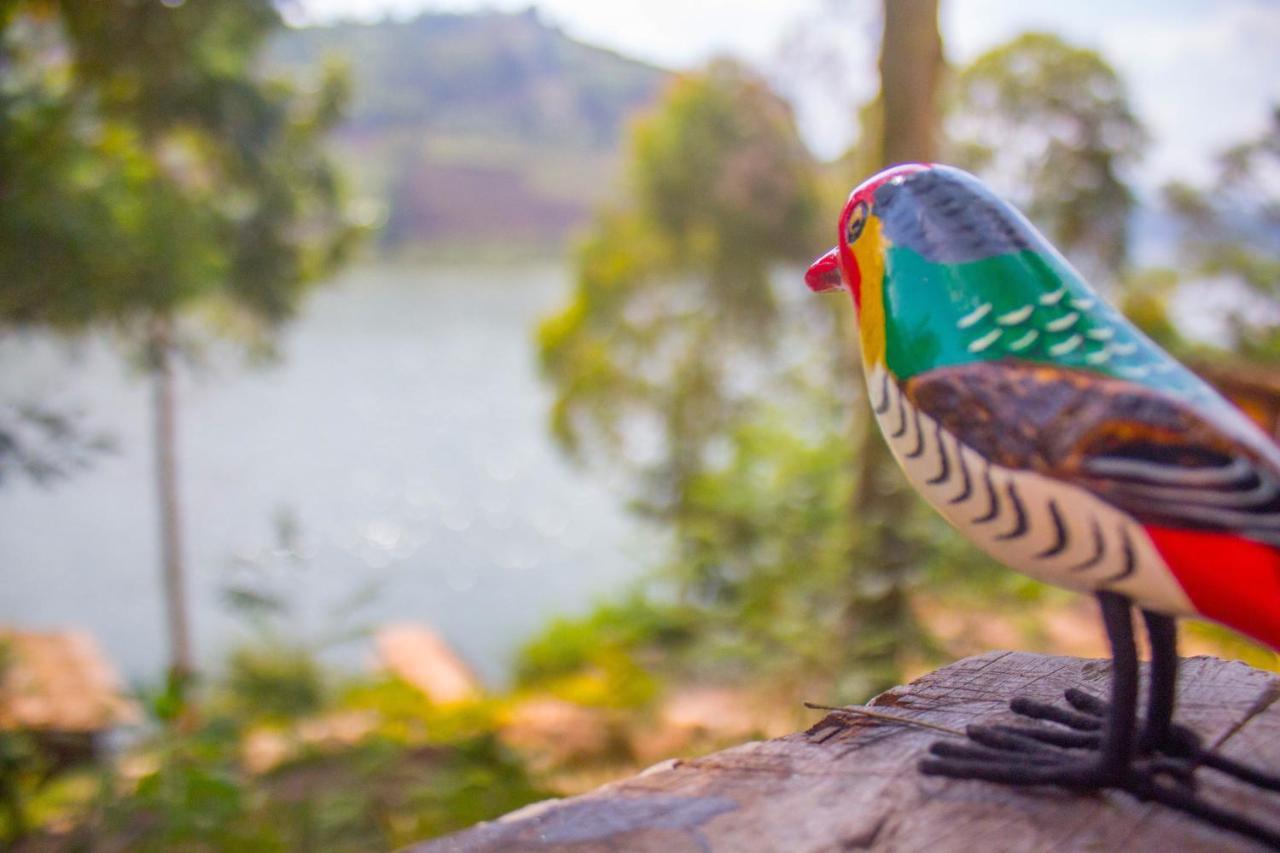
[1040, 288, 1068, 306]
[968, 328, 1003, 353]
[1085, 349, 1112, 365]
[1086, 328, 1115, 341]
[958, 303, 992, 329]
[1110, 342, 1138, 356]
[1071, 297, 1096, 310]
[1046, 312, 1081, 332]
[1049, 334, 1083, 356]
[1008, 330, 1040, 351]
[1119, 365, 1151, 379]
[997, 305, 1034, 325]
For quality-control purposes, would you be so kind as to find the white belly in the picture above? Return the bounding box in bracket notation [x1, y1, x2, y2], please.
[867, 364, 1195, 616]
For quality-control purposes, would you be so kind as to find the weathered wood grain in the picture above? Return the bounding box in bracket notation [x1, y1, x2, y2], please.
[411, 652, 1280, 852]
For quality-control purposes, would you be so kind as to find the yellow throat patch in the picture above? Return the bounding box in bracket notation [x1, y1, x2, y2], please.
[854, 215, 887, 367]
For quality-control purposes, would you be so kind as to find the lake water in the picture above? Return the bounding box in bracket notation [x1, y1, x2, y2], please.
[0, 262, 651, 686]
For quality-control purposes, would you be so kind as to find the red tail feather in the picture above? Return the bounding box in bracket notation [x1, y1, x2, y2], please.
[1146, 525, 1280, 652]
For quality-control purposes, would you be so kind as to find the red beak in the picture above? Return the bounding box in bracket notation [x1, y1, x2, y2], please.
[805, 248, 844, 293]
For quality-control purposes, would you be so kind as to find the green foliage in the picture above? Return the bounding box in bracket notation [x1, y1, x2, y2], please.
[0, 1, 359, 493]
[665, 416, 856, 659]
[0, 731, 36, 843]
[0, 640, 38, 844]
[630, 62, 819, 286]
[516, 594, 695, 685]
[948, 32, 1147, 279]
[514, 595, 695, 708]
[103, 718, 274, 850]
[338, 676, 506, 746]
[26, 654, 550, 850]
[84, 712, 548, 851]
[335, 733, 546, 846]
[0, 0, 358, 340]
[223, 644, 327, 724]
[539, 60, 820, 493]
[144, 668, 197, 727]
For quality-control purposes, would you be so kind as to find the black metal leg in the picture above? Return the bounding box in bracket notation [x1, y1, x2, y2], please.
[1139, 609, 1178, 752]
[1096, 592, 1138, 780]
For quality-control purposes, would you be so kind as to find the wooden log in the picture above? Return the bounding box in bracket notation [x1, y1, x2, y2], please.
[410, 651, 1280, 852]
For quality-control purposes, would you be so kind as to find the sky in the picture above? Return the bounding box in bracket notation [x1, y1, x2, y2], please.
[293, 0, 1280, 188]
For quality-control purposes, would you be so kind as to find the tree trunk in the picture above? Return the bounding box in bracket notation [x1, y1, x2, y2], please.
[150, 317, 193, 683]
[879, 0, 943, 166]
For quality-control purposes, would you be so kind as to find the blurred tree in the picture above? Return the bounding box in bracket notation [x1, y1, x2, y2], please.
[947, 32, 1148, 281]
[539, 60, 819, 505]
[539, 62, 890, 680]
[1165, 107, 1280, 361]
[0, 2, 357, 683]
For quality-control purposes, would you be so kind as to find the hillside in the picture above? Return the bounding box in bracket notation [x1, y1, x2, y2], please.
[271, 10, 669, 248]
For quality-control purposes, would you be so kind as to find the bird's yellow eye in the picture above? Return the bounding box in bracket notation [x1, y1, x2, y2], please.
[845, 200, 869, 245]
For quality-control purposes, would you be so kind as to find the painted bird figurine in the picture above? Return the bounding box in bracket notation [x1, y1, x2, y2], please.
[806, 163, 1280, 845]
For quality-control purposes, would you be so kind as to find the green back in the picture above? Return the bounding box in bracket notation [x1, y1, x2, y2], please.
[881, 245, 1214, 403]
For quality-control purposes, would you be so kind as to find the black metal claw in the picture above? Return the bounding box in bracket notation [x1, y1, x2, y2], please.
[966, 723, 1073, 757]
[1063, 687, 1107, 716]
[928, 740, 1066, 767]
[921, 746, 1274, 844]
[920, 753, 1125, 790]
[1017, 686, 1278, 794]
[1009, 695, 1101, 731]
[983, 722, 1098, 750]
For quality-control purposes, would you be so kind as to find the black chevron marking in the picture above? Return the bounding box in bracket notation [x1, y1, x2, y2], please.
[948, 445, 973, 504]
[1101, 527, 1137, 584]
[873, 371, 892, 414]
[1035, 500, 1069, 558]
[890, 384, 908, 438]
[1069, 519, 1106, 572]
[995, 481, 1028, 540]
[972, 467, 1000, 524]
[905, 407, 926, 458]
[926, 423, 950, 485]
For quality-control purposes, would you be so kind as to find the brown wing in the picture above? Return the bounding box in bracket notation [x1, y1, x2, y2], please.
[904, 360, 1280, 546]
